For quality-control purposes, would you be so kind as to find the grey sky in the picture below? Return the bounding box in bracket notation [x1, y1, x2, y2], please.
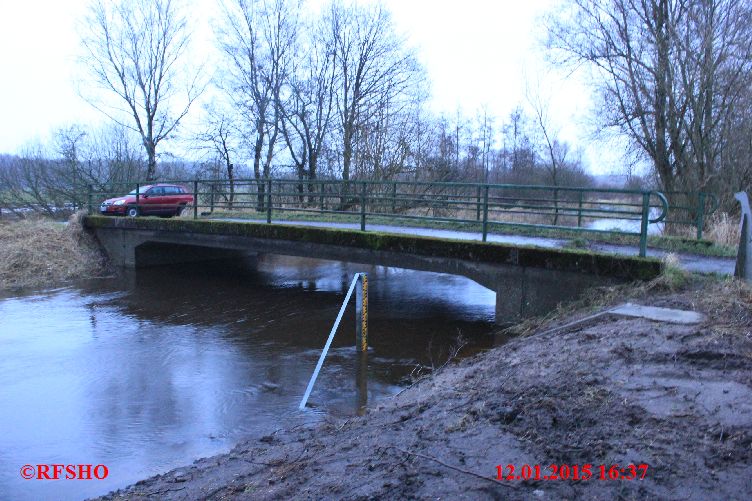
[0, 0, 621, 174]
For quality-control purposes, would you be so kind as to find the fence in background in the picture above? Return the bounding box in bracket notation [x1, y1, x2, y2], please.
[87, 178, 720, 257]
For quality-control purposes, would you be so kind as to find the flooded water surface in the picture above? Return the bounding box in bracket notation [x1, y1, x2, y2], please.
[0, 255, 496, 500]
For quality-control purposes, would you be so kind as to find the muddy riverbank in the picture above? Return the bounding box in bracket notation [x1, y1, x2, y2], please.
[97, 275, 752, 500]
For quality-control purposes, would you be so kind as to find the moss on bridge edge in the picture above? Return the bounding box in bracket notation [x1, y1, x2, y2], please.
[84, 216, 662, 280]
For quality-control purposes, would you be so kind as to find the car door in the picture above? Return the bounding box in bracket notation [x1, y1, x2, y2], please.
[142, 186, 165, 215]
[162, 186, 182, 214]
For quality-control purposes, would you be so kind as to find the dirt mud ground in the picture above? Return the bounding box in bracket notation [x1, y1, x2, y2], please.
[96, 276, 752, 500]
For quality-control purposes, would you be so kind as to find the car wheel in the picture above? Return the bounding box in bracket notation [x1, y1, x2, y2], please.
[175, 205, 185, 217]
[126, 206, 139, 218]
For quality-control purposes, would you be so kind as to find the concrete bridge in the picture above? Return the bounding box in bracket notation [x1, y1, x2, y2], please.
[85, 216, 661, 324]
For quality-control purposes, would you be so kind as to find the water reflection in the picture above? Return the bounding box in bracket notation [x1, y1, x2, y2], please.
[0, 255, 495, 500]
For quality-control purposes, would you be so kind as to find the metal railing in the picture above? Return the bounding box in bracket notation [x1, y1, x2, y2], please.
[660, 191, 719, 240]
[87, 178, 718, 257]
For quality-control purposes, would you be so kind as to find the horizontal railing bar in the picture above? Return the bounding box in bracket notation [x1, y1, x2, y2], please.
[87, 179, 716, 250]
[96, 177, 668, 196]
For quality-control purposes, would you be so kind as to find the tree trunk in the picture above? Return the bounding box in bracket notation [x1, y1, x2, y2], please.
[145, 140, 157, 181]
[653, 0, 673, 195]
[254, 127, 265, 212]
[227, 160, 234, 210]
[342, 125, 353, 207]
[307, 152, 318, 206]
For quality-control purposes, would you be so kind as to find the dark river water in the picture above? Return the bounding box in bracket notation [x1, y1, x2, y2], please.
[0, 255, 497, 500]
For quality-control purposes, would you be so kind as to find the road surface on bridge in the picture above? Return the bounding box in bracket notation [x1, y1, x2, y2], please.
[213, 218, 735, 275]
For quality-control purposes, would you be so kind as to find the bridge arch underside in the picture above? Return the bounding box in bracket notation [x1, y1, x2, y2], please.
[98, 229, 620, 325]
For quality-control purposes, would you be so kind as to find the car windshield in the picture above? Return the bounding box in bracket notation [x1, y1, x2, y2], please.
[127, 186, 151, 195]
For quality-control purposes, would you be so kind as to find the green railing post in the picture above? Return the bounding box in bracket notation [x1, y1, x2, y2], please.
[320, 182, 325, 210]
[577, 191, 583, 227]
[476, 185, 482, 221]
[391, 182, 397, 214]
[482, 185, 489, 242]
[639, 192, 650, 257]
[209, 183, 215, 213]
[87, 184, 93, 215]
[192, 180, 198, 219]
[135, 183, 140, 215]
[360, 181, 367, 231]
[266, 178, 272, 224]
[696, 192, 706, 240]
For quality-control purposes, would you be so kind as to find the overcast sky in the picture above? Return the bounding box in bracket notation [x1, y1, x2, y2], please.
[0, 0, 621, 174]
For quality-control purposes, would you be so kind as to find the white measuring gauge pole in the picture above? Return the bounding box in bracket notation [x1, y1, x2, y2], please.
[299, 273, 363, 410]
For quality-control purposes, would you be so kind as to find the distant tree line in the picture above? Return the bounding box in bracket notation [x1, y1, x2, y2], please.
[0, 103, 594, 216]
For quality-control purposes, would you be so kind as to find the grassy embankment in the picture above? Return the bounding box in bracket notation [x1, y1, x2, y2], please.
[0, 212, 108, 290]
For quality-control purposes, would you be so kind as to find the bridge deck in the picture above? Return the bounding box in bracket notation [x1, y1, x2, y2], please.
[211, 218, 734, 275]
[85, 215, 663, 281]
[86, 215, 673, 324]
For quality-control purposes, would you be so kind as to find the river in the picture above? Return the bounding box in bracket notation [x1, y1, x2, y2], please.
[0, 255, 497, 500]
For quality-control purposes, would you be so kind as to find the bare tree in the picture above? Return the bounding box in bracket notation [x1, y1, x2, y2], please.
[279, 15, 337, 204]
[326, 1, 422, 193]
[526, 80, 565, 183]
[195, 104, 240, 208]
[476, 106, 495, 183]
[80, 0, 203, 181]
[218, 0, 299, 210]
[548, 0, 752, 205]
[502, 106, 536, 172]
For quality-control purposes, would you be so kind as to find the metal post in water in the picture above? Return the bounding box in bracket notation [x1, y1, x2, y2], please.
[299, 274, 362, 410]
[354, 273, 368, 413]
[356, 350, 368, 414]
[355, 273, 368, 352]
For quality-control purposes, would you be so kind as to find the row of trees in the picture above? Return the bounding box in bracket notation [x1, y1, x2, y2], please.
[0, 103, 592, 214]
[549, 0, 752, 209]
[7, 0, 748, 217]
[2, 0, 593, 214]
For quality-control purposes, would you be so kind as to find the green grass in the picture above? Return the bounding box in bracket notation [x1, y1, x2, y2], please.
[199, 208, 736, 258]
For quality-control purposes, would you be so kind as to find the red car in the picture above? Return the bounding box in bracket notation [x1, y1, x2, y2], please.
[99, 184, 194, 217]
